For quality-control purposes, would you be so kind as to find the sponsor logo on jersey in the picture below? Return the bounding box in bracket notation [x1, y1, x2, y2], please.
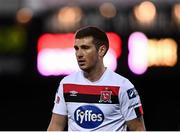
[99, 87, 112, 103]
[74, 105, 104, 129]
[127, 88, 138, 99]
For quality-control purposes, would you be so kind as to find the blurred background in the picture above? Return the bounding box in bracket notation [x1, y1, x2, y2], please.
[0, 0, 179, 130]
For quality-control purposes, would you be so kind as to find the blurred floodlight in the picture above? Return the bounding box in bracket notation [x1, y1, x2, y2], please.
[134, 1, 156, 25]
[0, 26, 26, 53]
[37, 48, 79, 76]
[148, 39, 177, 67]
[16, 8, 33, 24]
[172, 3, 180, 24]
[37, 33, 122, 76]
[99, 2, 117, 18]
[128, 32, 148, 75]
[57, 6, 83, 31]
[128, 32, 178, 75]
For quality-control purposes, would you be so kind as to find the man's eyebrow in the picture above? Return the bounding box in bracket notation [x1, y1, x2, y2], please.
[81, 44, 89, 47]
[74, 44, 91, 48]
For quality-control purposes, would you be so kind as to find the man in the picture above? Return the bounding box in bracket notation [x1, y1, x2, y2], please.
[47, 26, 146, 131]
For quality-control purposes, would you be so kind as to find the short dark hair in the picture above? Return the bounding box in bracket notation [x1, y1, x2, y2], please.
[75, 26, 109, 55]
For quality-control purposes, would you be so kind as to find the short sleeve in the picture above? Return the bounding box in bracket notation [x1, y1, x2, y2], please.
[119, 79, 143, 121]
[52, 81, 67, 115]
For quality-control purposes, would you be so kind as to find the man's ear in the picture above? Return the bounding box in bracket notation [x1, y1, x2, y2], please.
[98, 45, 107, 57]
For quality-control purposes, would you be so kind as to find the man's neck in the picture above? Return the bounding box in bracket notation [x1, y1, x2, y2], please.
[83, 65, 106, 82]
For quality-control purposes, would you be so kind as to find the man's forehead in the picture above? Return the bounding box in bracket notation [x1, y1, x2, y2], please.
[75, 36, 94, 45]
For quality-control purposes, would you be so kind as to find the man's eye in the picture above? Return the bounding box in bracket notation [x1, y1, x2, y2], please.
[82, 46, 90, 49]
[74, 46, 78, 50]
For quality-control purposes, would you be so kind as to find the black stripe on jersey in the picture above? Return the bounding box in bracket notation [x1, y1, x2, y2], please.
[64, 93, 119, 104]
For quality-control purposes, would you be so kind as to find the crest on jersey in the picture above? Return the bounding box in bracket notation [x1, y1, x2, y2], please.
[99, 87, 112, 103]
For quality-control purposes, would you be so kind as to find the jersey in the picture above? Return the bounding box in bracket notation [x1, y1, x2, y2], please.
[53, 68, 143, 131]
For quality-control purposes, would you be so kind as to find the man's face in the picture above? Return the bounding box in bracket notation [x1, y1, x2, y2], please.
[74, 36, 99, 71]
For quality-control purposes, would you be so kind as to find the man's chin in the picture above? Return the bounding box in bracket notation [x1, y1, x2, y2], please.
[79, 65, 89, 71]
[79, 66, 87, 71]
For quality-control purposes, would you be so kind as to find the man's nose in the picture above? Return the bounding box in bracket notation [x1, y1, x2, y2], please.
[76, 49, 83, 57]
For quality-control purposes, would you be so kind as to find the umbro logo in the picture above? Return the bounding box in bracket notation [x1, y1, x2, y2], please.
[69, 90, 78, 96]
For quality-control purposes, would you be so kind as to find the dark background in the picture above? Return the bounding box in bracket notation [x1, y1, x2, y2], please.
[0, 0, 179, 130]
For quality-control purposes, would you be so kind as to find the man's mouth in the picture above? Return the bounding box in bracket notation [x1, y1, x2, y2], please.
[78, 60, 85, 65]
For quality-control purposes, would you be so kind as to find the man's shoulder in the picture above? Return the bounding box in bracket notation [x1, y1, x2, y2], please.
[61, 71, 82, 83]
[107, 69, 128, 81]
[107, 69, 134, 89]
